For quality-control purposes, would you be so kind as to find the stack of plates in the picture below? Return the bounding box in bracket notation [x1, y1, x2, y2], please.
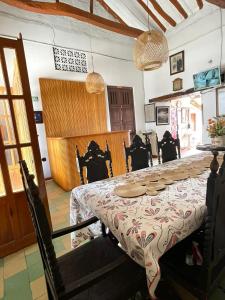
[114, 184, 147, 198]
[146, 182, 166, 191]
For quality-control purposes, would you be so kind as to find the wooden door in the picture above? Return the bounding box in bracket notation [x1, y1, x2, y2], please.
[107, 86, 136, 135]
[0, 35, 49, 257]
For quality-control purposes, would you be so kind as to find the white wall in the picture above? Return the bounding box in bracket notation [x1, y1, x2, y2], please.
[0, 8, 145, 178]
[144, 5, 225, 141]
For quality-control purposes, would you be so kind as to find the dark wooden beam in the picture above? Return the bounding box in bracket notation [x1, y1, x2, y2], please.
[90, 0, 93, 14]
[149, 0, 177, 27]
[169, 0, 188, 19]
[149, 88, 195, 102]
[137, 0, 166, 32]
[96, 0, 127, 25]
[196, 0, 204, 9]
[206, 0, 225, 8]
[0, 0, 143, 37]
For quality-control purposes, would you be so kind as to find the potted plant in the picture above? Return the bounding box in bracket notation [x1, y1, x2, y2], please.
[207, 116, 225, 146]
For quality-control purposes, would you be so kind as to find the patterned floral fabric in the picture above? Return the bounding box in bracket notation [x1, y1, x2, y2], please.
[70, 153, 210, 299]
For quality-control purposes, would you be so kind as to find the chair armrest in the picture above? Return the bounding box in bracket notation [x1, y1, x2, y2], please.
[52, 216, 99, 239]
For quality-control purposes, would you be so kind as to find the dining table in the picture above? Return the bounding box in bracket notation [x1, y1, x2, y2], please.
[70, 152, 216, 299]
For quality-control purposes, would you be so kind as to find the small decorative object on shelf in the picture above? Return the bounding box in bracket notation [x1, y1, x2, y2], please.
[207, 116, 225, 146]
[172, 78, 183, 91]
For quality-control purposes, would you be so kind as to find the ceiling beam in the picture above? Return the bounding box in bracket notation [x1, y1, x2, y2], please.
[148, 0, 176, 27]
[169, 0, 188, 19]
[196, 0, 204, 9]
[137, 0, 166, 32]
[0, 0, 143, 37]
[96, 0, 127, 25]
[206, 0, 225, 8]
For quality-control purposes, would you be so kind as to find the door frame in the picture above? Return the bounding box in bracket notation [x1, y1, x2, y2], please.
[107, 85, 136, 134]
[0, 35, 50, 256]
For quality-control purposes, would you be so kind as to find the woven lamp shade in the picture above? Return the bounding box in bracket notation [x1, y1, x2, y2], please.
[133, 30, 169, 71]
[85, 72, 105, 94]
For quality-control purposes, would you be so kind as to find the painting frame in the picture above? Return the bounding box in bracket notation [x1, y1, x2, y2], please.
[156, 106, 170, 125]
[34, 111, 43, 124]
[173, 78, 183, 91]
[144, 103, 155, 123]
[216, 87, 225, 116]
[170, 50, 185, 75]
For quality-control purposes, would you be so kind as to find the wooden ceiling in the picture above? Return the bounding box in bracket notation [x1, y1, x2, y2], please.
[0, 0, 212, 37]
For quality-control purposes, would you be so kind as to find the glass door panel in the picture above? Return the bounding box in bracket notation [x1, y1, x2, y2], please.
[4, 48, 23, 95]
[13, 99, 31, 144]
[5, 148, 23, 192]
[0, 166, 6, 197]
[0, 99, 16, 145]
[0, 57, 6, 95]
[21, 146, 37, 184]
[0, 36, 49, 256]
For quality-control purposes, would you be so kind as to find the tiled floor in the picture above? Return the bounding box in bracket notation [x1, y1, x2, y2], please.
[0, 180, 71, 300]
[1, 176, 225, 300]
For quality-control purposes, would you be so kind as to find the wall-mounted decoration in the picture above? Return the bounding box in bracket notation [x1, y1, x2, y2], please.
[173, 78, 183, 91]
[193, 67, 221, 91]
[156, 106, 170, 125]
[169, 50, 184, 75]
[53, 46, 88, 73]
[32, 96, 39, 102]
[181, 107, 189, 123]
[34, 111, 43, 124]
[216, 87, 225, 116]
[144, 103, 155, 122]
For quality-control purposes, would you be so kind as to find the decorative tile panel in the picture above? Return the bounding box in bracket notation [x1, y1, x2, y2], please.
[53, 46, 88, 73]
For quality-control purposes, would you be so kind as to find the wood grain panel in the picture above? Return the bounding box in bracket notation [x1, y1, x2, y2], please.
[39, 78, 107, 137]
[47, 131, 129, 191]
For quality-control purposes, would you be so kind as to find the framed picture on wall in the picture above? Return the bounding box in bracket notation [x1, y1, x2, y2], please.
[216, 87, 225, 116]
[156, 106, 170, 125]
[144, 103, 155, 122]
[34, 111, 43, 124]
[169, 51, 184, 75]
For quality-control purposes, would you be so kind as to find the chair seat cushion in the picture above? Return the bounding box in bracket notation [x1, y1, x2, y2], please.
[57, 236, 146, 300]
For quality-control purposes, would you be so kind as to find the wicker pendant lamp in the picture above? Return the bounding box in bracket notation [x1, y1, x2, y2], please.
[133, 30, 169, 71]
[86, 72, 105, 94]
[133, 0, 168, 71]
[85, 29, 105, 94]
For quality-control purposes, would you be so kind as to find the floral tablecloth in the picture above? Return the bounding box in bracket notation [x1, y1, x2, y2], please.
[70, 153, 210, 299]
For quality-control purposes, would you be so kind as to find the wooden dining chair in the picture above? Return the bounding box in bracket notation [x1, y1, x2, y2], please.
[124, 135, 153, 172]
[159, 153, 225, 300]
[19, 160, 147, 300]
[76, 140, 113, 185]
[157, 131, 181, 164]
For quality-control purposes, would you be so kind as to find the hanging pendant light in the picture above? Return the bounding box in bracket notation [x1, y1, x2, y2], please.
[85, 27, 105, 94]
[133, 30, 169, 71]
[133, 0, 168, 71]
[85, 72, 105, 94]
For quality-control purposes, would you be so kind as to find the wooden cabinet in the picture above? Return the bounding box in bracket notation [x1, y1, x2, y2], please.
[47, 131, 129, 191]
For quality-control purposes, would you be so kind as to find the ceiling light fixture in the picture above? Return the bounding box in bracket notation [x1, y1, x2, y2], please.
[85, 26, 105, 94]
[133, 0, 169, 71]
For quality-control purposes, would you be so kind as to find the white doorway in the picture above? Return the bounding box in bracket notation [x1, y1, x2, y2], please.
[171, 92, 202, 156]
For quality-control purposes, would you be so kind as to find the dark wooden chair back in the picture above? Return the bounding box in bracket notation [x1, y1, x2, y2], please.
[19, 160, 64, 297]
[124, 135, 153, 172]
[157, 131, 181, 164]
[20, 161, 147, 300]
[76, 140, 113, 185]
[160, 153, 225, 299]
